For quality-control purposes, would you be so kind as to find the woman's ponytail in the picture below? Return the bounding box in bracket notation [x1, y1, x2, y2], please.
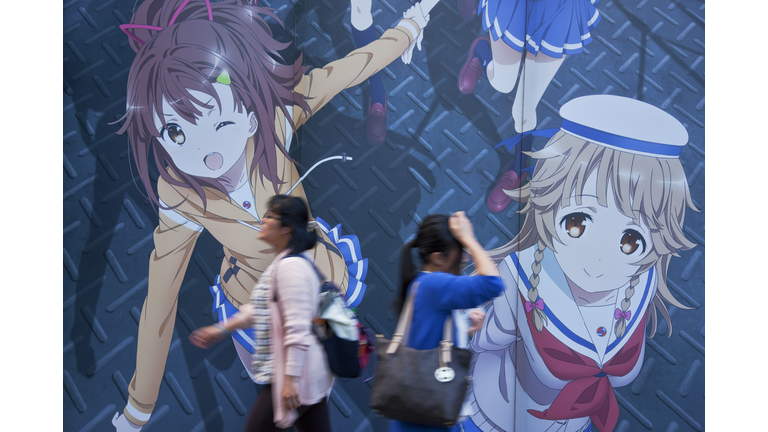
[393, 238, 419, 314]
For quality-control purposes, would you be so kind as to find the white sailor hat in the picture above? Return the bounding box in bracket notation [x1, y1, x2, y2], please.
[559, 95, 688, 158]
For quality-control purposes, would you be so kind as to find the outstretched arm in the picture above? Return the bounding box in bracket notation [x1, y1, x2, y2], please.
[118, 211, 202, 428]
[292, 18, 423, 128]
[400, 0, 440, 64]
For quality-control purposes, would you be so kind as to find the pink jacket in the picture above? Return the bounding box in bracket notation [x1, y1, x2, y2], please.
[268, 250, 334, 428]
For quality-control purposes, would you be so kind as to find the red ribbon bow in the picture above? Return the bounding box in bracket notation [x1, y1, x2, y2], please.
[520, 292, 646, 432]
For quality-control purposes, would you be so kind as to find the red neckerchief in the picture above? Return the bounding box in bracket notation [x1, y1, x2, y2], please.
[521, 292, 646, 432]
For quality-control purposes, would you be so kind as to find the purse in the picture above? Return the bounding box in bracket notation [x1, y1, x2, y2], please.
[369, 282, 471, 427]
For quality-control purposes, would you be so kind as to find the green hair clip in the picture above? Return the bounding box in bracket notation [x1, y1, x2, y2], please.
[216, 70, 231, 85]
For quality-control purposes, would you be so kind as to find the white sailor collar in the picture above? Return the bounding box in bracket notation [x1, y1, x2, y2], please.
[512, 245, 657, 366]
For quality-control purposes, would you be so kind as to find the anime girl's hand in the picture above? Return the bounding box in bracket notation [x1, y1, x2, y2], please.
[112, 413, 142, 431]
[401, 2, 430, 64]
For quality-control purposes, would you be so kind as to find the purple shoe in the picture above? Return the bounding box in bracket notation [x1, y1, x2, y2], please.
[458, 0, 478, 19]
[459, 37, 489, 94]
[486, 170, 527, 213]
[367, 97, 387, 146]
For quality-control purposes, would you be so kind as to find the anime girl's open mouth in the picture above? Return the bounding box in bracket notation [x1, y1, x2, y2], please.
[204, 152, 223, 170]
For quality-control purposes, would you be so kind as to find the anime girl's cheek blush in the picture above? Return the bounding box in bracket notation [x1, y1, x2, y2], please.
[204, 152, 224, 170]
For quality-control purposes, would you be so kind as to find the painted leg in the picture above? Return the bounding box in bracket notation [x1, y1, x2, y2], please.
[486, 52, 564, 212]
[351, 0, 387, 145]
[486, 35, 523, 94]
[484, 38, 527, 212]
[486, 134, 532, 213]
[511, 51, 565, 133]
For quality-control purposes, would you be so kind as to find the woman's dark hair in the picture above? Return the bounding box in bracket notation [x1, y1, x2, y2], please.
[267, 195, 316, 255]
[394, 214, 463, 313]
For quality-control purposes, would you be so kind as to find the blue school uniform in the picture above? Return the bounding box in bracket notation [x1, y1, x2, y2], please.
[479, 0, 601, 58]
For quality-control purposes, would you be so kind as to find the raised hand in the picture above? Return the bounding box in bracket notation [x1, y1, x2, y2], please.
[401, 2, 430, 64]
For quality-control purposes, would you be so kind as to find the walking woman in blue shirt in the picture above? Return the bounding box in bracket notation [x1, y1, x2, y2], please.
[389, 212, 504, 432]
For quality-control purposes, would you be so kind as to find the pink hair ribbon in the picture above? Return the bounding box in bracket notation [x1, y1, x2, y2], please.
[614, 308, 631, 320]
[123, 0, 214, 46]
[525, 298, 544, 313]
[119, 24, 164, 46]
[169, 0, 213, 26]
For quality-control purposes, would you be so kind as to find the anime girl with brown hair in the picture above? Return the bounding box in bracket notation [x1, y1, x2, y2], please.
[110, 0, 429, 429]
[465, 95, 697, 432]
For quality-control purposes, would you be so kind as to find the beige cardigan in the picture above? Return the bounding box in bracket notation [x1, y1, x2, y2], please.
[262, 251, 334, 427]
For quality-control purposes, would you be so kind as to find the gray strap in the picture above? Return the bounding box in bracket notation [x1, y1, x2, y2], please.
[387, 282, 419, 354]
[387, 281, 457, 367]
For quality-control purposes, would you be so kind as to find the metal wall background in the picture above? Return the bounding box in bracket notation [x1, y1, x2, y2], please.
[63, 0, 705, 431]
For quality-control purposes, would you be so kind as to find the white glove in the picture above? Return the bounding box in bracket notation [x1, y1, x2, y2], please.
[401, 2, 430, 65]
[112, 412, 143, 431]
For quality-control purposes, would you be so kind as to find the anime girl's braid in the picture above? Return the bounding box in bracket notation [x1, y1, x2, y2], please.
[614, 275, 639, 337]
[527, 240, 548, 332]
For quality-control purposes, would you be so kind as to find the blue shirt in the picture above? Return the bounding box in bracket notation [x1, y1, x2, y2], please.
[388, 271, 504, 432]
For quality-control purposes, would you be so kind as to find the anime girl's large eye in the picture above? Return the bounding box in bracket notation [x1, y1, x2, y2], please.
[162, 123, 186, 145]
[560, 212, 592, 238]
[620, 229, 646, 255]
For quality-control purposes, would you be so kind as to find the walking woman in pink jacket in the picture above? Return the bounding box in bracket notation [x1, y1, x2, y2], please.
[190, 195, 333, 431]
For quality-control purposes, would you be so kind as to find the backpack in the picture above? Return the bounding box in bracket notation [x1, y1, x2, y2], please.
[276, 254, 375, 379]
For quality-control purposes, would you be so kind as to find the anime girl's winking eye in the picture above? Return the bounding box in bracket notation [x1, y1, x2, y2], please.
[153, 82, 257, 179]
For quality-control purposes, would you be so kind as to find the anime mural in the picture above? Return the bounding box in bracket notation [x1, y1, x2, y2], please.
[63, 0, 705, 431]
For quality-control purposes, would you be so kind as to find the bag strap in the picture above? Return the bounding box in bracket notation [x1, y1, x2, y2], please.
[439, 314, 454, 368]
[387, 281, 456, 367]
[387, 282, 418, 354]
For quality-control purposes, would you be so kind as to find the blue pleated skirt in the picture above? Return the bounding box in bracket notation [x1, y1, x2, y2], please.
[480, 0, 601, 58]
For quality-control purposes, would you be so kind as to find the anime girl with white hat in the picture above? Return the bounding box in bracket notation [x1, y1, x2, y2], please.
[464, 95, 697, 432]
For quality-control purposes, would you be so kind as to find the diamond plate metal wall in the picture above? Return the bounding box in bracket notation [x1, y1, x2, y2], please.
[63, 0, 704, 431]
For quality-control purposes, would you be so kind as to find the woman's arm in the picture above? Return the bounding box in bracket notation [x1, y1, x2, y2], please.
[189, 303, 254, 350]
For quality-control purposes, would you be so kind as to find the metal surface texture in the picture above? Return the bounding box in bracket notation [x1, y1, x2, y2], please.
[63, 0, 705, 430]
